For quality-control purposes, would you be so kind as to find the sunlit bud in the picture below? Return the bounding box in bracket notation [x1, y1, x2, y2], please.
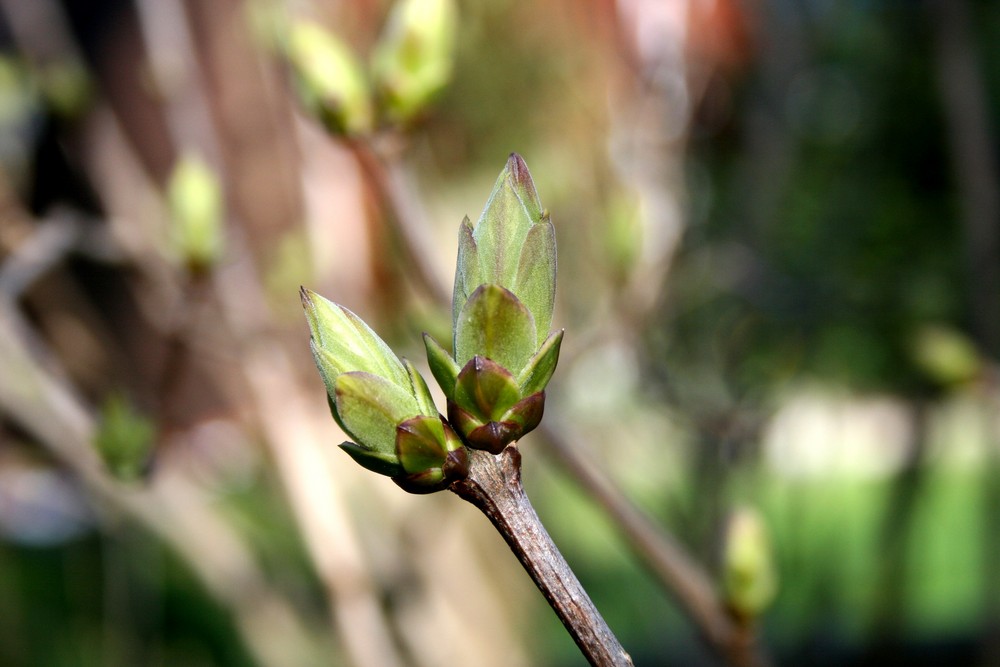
[911, 324, 981, 387]
[287, 21, 373, 136]
[302, 288, 466, 491]
[372, 0, 457, 124]
[167, 153, 224, 274]
[425, 154, 561, 452]
[722, 507, 778, 620]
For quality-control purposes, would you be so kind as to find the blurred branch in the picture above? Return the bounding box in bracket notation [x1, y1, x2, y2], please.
[126, 2, 415, 663]
[0, 290, 325, 667]
[212, 240, 409, 667]
[349, 138, 452, 306]
[926, 0, 1000, 355]
[0, 213, 90, 300]
[538, 419, 770, 667]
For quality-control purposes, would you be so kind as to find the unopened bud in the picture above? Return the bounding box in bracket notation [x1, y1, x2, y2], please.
[167, 153, 224, 273]
[287, 21, 373, 135]
[722, 507, 778, 620]
[372, 0, 457, 124]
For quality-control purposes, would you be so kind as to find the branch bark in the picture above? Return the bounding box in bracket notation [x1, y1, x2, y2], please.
[451, 447, 634, 667]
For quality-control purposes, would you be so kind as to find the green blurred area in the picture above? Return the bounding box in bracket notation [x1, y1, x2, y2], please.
[1, 0, 999, 665]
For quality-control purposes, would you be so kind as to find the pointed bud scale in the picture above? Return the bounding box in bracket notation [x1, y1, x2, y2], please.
[517, 329, 564, 396]
[499, 392, 545, 433]
[339, 441, 405, 477]
[423, 333, 459, 401]
[395, 417, 447, 471]
[456, 417, 521, 455]
[392, 415, 467, 492]
[455, 284, 536, 375]
[303, 288, 410, 390]
[334, 371, 419, 458]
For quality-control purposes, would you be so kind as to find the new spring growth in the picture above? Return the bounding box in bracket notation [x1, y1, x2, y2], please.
[286, 21, 373, 136]
[372, 0, 457, 124]
[167, 153, 224, 273]
[302, 288, 468, 493]
[424, 154, 563, 454]
[94, 394, 155, 482]
[722, 507, 778, 620]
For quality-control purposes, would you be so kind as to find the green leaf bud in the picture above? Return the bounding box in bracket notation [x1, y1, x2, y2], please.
[286, 21, 373, 135]
[167, 153, 224, 273]
[722, 507, 778, 620]
[303, 287, 468, 490]
[910, 324, 981, 387]
[371, 0, 457, 124]
[455, 154, 553, 332]
[426, 154, 562, 451]
[93, 394, 156, 482]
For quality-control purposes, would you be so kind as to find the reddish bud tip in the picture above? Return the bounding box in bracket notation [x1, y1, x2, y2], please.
[508, 153, 530, 188]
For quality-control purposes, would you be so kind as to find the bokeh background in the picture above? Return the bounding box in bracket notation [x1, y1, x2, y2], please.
[1, 0, 998, 665]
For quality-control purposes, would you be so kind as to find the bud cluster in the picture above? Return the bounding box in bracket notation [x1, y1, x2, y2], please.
[284, 0, 457, 135]
[303, 154, 561, 491]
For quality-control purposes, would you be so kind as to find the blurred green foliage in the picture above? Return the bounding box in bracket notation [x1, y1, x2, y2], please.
[2, 0, 999, 666]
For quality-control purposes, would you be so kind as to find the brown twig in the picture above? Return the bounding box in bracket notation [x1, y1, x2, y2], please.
[451, 446, 634, 667]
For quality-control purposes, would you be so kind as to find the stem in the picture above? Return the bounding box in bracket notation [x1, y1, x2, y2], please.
[451, 447, 634, 667]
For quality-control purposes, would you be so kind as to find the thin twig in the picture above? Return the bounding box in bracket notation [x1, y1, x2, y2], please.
[926, 0, 1000, 353]
[451, 447, 634, 667]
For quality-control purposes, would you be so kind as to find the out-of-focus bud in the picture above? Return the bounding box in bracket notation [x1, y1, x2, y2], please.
[371, 0, 457, 124]
[722, 507, 778, 620]
[424, 154, 562, 453]
[94, 394, 155, 482]
[911, 324, 981, 387]
[286, 21, 373, 136]
[38, 61, 92, 119]
[167, 153, 224, 274]
[302, 288, 467, 492]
